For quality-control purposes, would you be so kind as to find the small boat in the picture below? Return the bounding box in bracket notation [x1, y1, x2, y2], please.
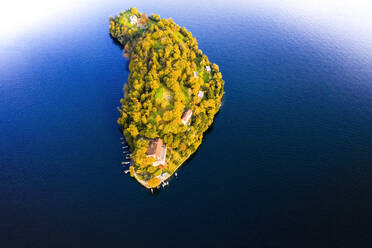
[124, 170, 129, 174]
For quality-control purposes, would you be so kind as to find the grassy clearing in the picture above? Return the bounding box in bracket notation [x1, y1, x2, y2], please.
[154, 85, 174, 116]
[118, 11, 133, 26]
[163, 87, 173, 100]
[202, 71, 211, 82]
[155, 86, 165, 99]
[155, 85, 172, 100]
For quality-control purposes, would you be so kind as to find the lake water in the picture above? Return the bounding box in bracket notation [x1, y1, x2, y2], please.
[1, 0, 372, 247]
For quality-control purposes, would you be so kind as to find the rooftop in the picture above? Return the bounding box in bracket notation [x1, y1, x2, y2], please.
[146, 138, 163, 159]
[181, 109, 193, 125]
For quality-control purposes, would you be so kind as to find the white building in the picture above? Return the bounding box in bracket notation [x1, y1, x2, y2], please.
[181, 109, 193, 125]
[193, 71, 198, 78]
[129, 15, 138, 25]
[146, 138, 167, 166]
[205, 65, 211, 72]
[197, 91, 204, 99]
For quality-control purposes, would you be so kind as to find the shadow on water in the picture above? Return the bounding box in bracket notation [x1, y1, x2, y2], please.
[151, 109, 223, 195]
[110, 33, 124, 49]
[117, 103, 223, 195]
[109, 33, 130, 70]
[136, 115, 221, 196]
[176, 110, 220, 169]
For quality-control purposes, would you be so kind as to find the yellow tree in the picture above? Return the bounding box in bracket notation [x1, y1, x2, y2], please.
[147, 177, 161, 188]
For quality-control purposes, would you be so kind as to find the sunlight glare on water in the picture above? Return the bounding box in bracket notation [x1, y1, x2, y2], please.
[0, 0, 101, 45]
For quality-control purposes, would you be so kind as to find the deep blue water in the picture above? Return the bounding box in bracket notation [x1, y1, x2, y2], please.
[1, 1, 372, 247]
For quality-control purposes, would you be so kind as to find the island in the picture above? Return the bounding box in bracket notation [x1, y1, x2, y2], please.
[109, 7, 224, 190]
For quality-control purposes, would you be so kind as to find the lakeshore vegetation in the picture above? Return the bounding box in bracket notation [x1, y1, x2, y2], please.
[110, 7, 224, 188]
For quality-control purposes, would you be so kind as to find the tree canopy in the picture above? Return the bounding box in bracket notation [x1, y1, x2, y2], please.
[110, 8, 224, 188]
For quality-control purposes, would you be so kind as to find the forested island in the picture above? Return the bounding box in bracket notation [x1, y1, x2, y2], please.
[109, 7, 224, 189]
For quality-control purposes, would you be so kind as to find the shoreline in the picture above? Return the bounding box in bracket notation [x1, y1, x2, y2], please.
[132, 151, 194, 190]
[112, 8, 224, 191]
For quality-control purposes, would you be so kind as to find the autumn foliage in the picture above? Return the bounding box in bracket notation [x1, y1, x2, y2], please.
[110, 8, 224, 187]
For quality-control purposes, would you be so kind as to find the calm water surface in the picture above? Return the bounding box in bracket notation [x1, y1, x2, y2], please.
[1, 0, 372, 247]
